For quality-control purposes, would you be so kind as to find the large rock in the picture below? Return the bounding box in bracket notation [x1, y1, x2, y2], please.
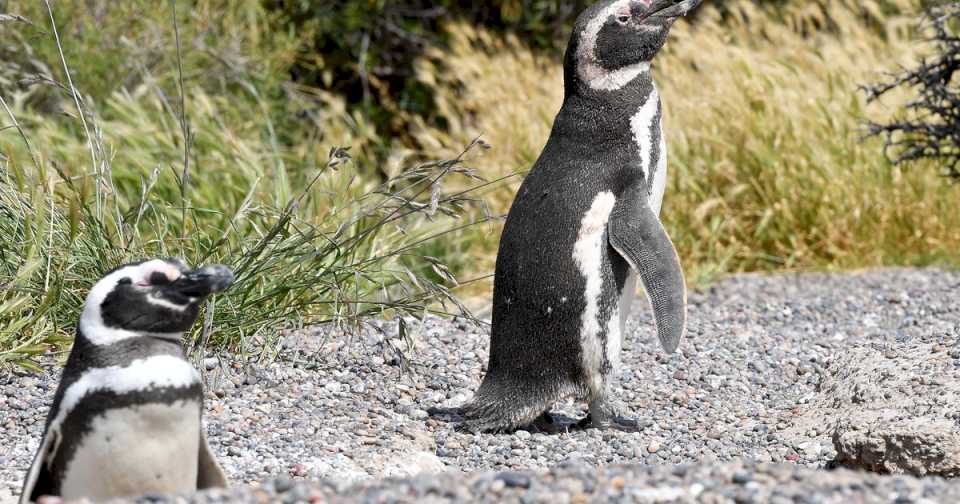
[817, 336, 960, 476]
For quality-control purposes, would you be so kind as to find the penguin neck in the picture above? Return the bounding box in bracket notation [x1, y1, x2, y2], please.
[72, 325, 187, 366]
[560, 70, 659, 144]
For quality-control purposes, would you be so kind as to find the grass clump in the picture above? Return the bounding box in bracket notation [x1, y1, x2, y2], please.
[0, 2, 485, 370]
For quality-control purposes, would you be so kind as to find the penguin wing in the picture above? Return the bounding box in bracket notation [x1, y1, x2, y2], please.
[19, 427, 59, 503]
[607, 179, 687, 353]
[196, 429, 228, 489]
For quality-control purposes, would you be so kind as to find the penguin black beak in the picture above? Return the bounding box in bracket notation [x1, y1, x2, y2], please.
[642, 0, 702, 21]
[168, 264, 235, 299]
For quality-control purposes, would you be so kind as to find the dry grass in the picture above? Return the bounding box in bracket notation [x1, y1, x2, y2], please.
[412, 0, 960, 290]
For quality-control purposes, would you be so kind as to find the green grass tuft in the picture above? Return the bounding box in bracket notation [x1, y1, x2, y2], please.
[0, 2, 487, 369]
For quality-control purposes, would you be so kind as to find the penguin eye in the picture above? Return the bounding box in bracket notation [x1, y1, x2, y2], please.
[118, 278, 132, 285]
[149, 271, 172, 286]
[616, 14, 631, 25]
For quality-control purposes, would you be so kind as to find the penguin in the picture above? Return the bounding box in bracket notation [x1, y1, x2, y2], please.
[462, 0, 699, 432]
[20, 259, 234, 503]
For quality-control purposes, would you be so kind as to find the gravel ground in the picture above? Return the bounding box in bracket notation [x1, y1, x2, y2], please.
[1, 268, 958, 502]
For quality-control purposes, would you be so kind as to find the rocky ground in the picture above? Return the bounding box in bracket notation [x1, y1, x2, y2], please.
[1, 268, 958, 503]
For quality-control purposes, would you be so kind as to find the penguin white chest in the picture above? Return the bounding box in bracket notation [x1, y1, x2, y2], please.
[59, 400, 201, 501]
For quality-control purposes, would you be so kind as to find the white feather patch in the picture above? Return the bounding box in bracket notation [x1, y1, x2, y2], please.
[630, 86, 661, 179]
[576, 0, 652, 91]
[606, 306, 622, 372]
[618, 270, 638, 345]
[573, 191, 617, 395]
[59, 401, 201, 501]
[650, 112, 668, 214]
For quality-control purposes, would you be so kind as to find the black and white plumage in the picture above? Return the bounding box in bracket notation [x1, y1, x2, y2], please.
[20, 259, 234, 503]
[463, 0, 699, 432]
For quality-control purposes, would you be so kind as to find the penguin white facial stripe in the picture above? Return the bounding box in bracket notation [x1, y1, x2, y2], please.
[48, 355, 200, 438]
[630, 86, 661, 179]
[573, 191, 618, 393]
[577, 0, 652, 91]
[146, 293, 190, 312]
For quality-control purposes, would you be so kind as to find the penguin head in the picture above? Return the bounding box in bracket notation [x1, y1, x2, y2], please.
[569, 0, 701, 93]
[79, 259, 235, 345]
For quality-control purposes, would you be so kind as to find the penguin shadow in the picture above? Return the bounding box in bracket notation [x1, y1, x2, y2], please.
[426, 407, 621, 435]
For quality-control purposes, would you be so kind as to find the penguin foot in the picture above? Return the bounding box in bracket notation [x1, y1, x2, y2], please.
[609, 416, 640, 431]
[526, 411, 575, 434]
[577, 413, 640, 432]
[426, 405, 465, 423]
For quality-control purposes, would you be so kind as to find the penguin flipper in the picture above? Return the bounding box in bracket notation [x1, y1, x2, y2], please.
[607, 180, 686, 353]
[196, 429, 228, 489]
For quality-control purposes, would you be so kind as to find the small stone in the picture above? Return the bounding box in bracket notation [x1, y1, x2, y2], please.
[495, 471, 531, 489]
[273, 477, 294, 493]
[647, 441, 661, 454]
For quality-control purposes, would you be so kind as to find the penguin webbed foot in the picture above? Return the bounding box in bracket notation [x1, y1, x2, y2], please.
[426, 405, 466, 422]
[577, 413, 640, 432]
[526, 411, 572, 434]
[582, 398, 640, 431]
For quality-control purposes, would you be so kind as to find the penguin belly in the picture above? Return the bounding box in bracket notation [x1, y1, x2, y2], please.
[59, 400, 201, 501]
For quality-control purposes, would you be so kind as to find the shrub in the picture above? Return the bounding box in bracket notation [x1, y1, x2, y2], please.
[865, 2, 960, 179]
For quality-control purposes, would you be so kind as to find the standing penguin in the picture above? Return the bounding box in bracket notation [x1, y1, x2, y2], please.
[20, 259, 234, 503]
[463, 0, 699, 432]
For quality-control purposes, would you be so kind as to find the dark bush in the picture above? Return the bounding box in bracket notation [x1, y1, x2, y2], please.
[265, 1, 594, 155]
[865, 3, 960, 179]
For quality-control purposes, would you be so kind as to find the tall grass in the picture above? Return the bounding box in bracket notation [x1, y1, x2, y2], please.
[0, 2, 485, 370]
[3, 0, 959, 369]
[411, 0, 960, 288]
